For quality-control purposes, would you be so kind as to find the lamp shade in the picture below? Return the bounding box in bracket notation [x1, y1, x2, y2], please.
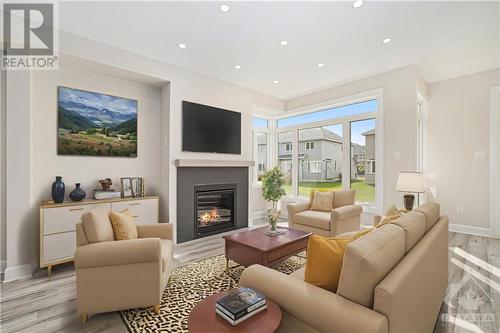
[395, 171, 425, 193]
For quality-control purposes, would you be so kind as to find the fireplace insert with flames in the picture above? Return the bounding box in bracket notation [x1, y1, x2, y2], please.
[194, 184, 236, 238]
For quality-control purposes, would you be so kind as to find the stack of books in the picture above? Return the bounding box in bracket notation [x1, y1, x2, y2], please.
[93, 191, 121, 200]
[215, 288, 267, 326]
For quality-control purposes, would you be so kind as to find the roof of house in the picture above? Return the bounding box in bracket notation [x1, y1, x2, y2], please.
[276, 127, 343, 144]
[361, 129, 375, 136]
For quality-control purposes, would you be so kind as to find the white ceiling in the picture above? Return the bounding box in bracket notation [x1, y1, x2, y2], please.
[59, 1, 499, 100]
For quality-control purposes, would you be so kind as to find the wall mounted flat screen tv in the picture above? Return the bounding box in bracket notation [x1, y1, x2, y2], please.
[182, 101, 241, 154]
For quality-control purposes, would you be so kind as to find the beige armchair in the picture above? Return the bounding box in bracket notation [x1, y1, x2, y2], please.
[75, 210, 174, 323]
[287, 189, 362, 236]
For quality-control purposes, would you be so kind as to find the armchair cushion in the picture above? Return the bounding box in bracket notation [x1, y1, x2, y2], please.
[333, 190, 355, 208]
[82, 207, 115, 243]
[331, 205, 363, 221]
[310, 191, 334, 212]
[137, 223, 173, 240]
[294, 210, 331, 231]
[109, 209, 138, 241]
[75, 237, 161, 269]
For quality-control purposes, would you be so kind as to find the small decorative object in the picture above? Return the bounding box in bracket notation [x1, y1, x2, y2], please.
[261, 167, 287, 236]
[99, 178, 113, 191]
[395, 171, 425, 210]
[57, 86, 137, 157]
[120, 177, 133, 198]
[130, 177, 144, 197]
[51, 176, 65, 203]
[69, 183, 86, 201]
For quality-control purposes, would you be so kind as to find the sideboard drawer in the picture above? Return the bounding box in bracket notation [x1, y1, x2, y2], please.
[43, 203, 110, 235]
[43, 232, 76, 262]
[267, 240, 308, 262]
[111, 199, 158, 224]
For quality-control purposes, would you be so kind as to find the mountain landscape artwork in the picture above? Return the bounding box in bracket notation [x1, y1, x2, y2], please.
[57, 86, 138, 157]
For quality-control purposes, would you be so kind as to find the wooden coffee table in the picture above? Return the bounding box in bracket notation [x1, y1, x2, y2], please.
[188, 289, 282, 333]
[223, 227, 311, 270]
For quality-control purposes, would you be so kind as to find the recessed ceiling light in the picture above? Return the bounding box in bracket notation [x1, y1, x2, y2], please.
[317, 63, 325, 68]
[219, 4, 230, 13]
[280, 40, 288, 46]
[352, 1, 364, 9]
[273, 80, 279, 84]
[178, 43, 187, 49]
[382, 38, 392, 44]
[234, 65, 241, 69]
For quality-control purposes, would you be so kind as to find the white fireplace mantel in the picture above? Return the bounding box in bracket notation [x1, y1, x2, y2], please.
[174, 159, 255, 168]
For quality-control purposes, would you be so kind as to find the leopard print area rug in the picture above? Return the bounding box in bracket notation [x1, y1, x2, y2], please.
[121, 254, 306, 333]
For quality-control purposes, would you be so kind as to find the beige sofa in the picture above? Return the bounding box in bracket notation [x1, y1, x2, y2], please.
[75, 209, 174, 322]
[241, 202, 448, 333]
[287, 189, 362, 236]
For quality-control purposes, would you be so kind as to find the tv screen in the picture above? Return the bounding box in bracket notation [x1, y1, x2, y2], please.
[182, 101, 241, 154]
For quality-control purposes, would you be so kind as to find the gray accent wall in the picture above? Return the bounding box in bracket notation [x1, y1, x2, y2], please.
[176, 167, 249, 243]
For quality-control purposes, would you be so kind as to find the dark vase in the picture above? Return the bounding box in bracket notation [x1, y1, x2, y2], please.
[51, 176, 65, 203]
[69, 183, 86, 201]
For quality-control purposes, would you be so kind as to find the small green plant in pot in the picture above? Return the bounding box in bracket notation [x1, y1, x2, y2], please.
[261, 166, 287, 236]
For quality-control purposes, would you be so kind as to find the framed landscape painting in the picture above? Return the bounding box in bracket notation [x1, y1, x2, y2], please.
[57, 86, 138, 157]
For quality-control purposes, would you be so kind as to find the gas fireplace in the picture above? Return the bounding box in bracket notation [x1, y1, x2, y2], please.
[194, 183, 236, 238]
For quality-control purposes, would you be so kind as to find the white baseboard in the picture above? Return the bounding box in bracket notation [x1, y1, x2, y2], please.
[3, 264, 34, 283]
[449, 223, 494, 238]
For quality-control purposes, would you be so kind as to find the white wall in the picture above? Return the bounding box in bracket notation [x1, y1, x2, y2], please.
[286, 66, 421, 212]
[31, 65, 162, 202]
[427, 69, 500, 236]
[3, 31, 283, 277]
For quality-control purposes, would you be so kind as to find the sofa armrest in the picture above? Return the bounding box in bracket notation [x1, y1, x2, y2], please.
[75, 238, 161, 269]
[137, 223, 173, 240]
[240, 265, 388, 333]
[331, 204, 363, 221]
[287, 201, 311, 218]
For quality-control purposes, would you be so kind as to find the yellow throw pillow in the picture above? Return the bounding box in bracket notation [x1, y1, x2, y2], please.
[385, 204, 399, 216]
[310, 190, 334, 212]
[109, 209, 138, 241]
[378, 213, 403, 227]
[304, 229, 371, 291]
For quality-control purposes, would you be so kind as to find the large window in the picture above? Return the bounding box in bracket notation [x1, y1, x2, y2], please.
[278, 131, 293, 195]
[253, 117, 269, 182]
[350, 119, 376, 203]
[297, 124, 343, 196]
[276, 97, 379, 208]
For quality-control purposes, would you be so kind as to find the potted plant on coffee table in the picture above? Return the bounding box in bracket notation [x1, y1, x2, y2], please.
[261, 166, 287, 236]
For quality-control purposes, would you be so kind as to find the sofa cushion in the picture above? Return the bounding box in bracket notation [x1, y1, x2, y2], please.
[414, 202, 440, 232]
[391, 211, 426, 253]
[337, 224, 406, 308]
[305, 229, 373, 291]
[333, 190, 355, 208]
[109, 209, 138, 241]
[294, 210, 331, 231]
[310, 191, 334, 212]
[82, 207, 115, 243]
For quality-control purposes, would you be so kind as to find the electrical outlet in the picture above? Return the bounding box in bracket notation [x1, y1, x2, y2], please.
[474, 151, 485, 160]
[164, 137, 168, 147]
[394, 152, 401, 160]
[456, 207, 464, 215]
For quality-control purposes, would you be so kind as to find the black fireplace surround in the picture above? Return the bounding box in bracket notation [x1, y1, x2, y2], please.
[177, 167, 248, 243]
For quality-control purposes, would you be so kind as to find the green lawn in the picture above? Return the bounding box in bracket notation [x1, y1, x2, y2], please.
[284, 179, 375, 203]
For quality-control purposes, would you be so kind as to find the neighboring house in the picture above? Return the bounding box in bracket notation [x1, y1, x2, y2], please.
[256, 134, 268, 180]
[278, 128, 347, 182]
[362, 128, 376, 185]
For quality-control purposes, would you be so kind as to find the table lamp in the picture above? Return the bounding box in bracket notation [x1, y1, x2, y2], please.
[395, 171, 425, 210]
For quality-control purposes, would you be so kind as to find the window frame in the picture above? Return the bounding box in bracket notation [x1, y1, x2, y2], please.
[252, 116, 272, 185]
[274, 89, 384, 213]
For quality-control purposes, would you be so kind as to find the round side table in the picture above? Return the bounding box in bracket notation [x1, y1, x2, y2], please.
[188, 289, 282, 333]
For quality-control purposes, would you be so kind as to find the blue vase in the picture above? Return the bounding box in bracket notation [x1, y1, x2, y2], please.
[69, 183, 86, 201]
[51, 176, 65, 203]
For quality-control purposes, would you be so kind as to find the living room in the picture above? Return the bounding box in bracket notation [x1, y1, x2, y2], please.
[1, 1, 499, 333]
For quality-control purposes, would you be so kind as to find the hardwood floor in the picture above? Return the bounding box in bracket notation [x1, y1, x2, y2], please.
[1, 225, 498, 333]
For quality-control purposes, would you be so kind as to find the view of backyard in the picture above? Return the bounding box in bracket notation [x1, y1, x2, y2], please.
[284, 178, 375, 203]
